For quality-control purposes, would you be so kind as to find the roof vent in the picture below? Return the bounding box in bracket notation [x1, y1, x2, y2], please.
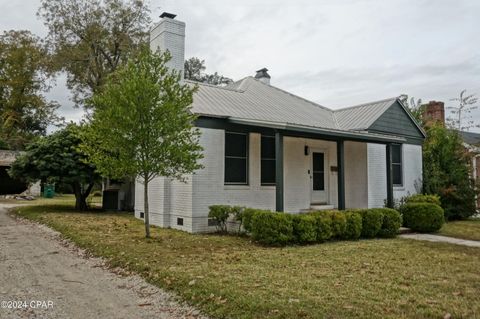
[255, 68, 271, 85]
[160, 12, 177, 19]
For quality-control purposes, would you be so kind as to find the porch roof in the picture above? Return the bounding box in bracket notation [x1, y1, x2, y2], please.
[227, 117, 406, 144]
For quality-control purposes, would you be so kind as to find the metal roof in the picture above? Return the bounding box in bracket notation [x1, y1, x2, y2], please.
[188, 77, 414, 139]
[334, 98, 397, 130]
[460, 131, 480, 146]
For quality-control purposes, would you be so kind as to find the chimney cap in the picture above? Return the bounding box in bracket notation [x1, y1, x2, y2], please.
[255, 67, 271, 79]
[160, 12, 177, 19]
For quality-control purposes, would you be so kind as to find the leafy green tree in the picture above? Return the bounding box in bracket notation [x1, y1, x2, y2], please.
[9, 124, 99, 210]
[184, 56, 233, 86]
[81, 48, 203, 238]
[0, 30, 60, 150]
[422, 123, 477, 220]
[38, 0, 150, 106]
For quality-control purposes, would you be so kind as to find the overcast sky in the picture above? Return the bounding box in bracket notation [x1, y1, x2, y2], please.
[1, 0, 480, 130]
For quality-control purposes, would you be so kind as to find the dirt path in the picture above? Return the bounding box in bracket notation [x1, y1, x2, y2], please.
[0, 204, 206, 319]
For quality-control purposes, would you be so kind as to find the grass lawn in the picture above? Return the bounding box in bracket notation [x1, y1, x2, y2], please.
[0, 194, 102, 207]
[439, 219, 480, 241]
[12, 201, 480, 319]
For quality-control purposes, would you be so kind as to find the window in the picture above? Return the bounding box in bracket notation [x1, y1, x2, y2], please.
[224, 132, 248, 184]
[177, 217, 184, 226]
[312, 152, 325, 191]
[392, 144, 403, 186]
[261, 135, 276, 185]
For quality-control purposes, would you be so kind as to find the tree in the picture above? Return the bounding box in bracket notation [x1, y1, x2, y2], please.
[399, 94, 424, 125]
[38, 0, 150, 107]
[184, 57, 233, 86]
[0, 30, 60, 150]
[81, 48, 203, 238]
[447, 89, 479, 131]
[422, 123, 477, 220]
[9, 124, 99, 210]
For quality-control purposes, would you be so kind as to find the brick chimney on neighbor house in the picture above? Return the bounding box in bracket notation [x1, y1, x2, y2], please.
[255, 68, 271, 85]
[150, 12, 185, 78]
[423, 101, 445, 125]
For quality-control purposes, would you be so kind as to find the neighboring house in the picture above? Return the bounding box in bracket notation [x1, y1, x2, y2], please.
[0, 150, 41, 196]
[423, 101, 480, 208]
[134, 13, 426, 233]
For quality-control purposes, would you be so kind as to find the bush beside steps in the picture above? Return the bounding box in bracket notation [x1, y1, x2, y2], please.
[208, 205, 402, 246]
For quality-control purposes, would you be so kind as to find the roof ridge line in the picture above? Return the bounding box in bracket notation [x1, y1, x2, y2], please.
[334, 97, 398, 112]
[247, 77, 334, 113]
[184, 79, 245, 93]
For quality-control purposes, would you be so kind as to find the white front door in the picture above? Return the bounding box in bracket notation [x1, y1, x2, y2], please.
[310, 151, 328, 204]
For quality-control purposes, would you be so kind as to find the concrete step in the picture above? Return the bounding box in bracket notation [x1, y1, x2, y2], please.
[310, 204, 335, 211]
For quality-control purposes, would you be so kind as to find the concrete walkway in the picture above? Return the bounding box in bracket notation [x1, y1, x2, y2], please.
[400, 233, 480, 248]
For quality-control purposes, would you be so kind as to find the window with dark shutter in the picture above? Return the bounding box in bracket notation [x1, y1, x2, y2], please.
[261, 135, 276, 185]
[224, 132, 248, 184]
[392, 144, 403, 186]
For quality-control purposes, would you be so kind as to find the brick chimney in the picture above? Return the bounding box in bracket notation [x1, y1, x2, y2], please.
[423, 101, 445, 125]
[150, 12, 185, 78]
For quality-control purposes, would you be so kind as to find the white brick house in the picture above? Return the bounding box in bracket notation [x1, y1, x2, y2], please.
[134, 13, 425, 233]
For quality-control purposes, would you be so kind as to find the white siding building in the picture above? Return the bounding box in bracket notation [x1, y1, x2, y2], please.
[135, 13, 426, 233]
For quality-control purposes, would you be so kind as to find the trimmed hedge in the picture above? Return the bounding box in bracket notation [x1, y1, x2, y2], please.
[358, 209, 384, 238]
[343, 211, 363, 240]
[378, 208, 402, 238]
[292, 215, 317, 244]
[251, 211, 294, 246]
[405, 194, 441, 206]
[401, 202, 444, 232]
[208, 204, 402, 246]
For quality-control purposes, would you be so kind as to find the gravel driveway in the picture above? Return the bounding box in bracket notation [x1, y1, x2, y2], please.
[0, 204, 206, 319]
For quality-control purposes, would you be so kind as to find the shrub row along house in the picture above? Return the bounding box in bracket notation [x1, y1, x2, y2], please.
[134, 13, 425, 233]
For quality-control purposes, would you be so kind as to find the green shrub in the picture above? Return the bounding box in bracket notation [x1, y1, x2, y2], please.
[242, 208, 264, 233]
[343, 211, 362, 240]
[251, 211, 294, 246]
[311, 212, 333, 242]
[292, 214, 317, 244]
[377, 208, 402, 238]
[92, 190, 102, 197]
[208, 205, 231, 232]
[330, 211, 347, 238]
[358, 209, 384, 238]
[230, 206, 245, 233]
[401, 202, 444, 232]
[406, 194, 441, 206]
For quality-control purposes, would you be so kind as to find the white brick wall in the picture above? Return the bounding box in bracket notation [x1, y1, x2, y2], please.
[367, 143, 422, 207]
[150, 17, 185, 77]
[283, 137, 338, 211]
[191, 128, 275, 232]
[344, 142, 368, 208]
[367, 143, 388, 208]
[134, 127, 423, 232]
[393, 144, 423, 199]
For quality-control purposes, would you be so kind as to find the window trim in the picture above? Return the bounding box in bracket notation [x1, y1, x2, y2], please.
[392, 143, 403, 187]
[224, 131, 249, 185]
[261, 135, 276, 186]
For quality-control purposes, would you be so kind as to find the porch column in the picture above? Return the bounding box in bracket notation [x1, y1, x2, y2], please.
[275, 132, 284, 212]
[337, 140, 345, 210]
[386, 143, 394, 208]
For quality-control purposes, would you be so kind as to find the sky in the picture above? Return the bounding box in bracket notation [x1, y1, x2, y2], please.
[1, 0, 480, 130]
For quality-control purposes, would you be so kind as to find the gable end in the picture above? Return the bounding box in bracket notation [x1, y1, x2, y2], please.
[368, 101, 425, 144]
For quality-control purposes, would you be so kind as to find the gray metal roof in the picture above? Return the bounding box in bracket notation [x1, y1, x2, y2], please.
[334, 98, 398, 130]
[460, 131, 480, 146]
[188, 77, 411, 137]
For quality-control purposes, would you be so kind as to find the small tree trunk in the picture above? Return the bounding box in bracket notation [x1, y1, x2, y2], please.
[72, 183, 86, 211]
[144, 177, 150, 238]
